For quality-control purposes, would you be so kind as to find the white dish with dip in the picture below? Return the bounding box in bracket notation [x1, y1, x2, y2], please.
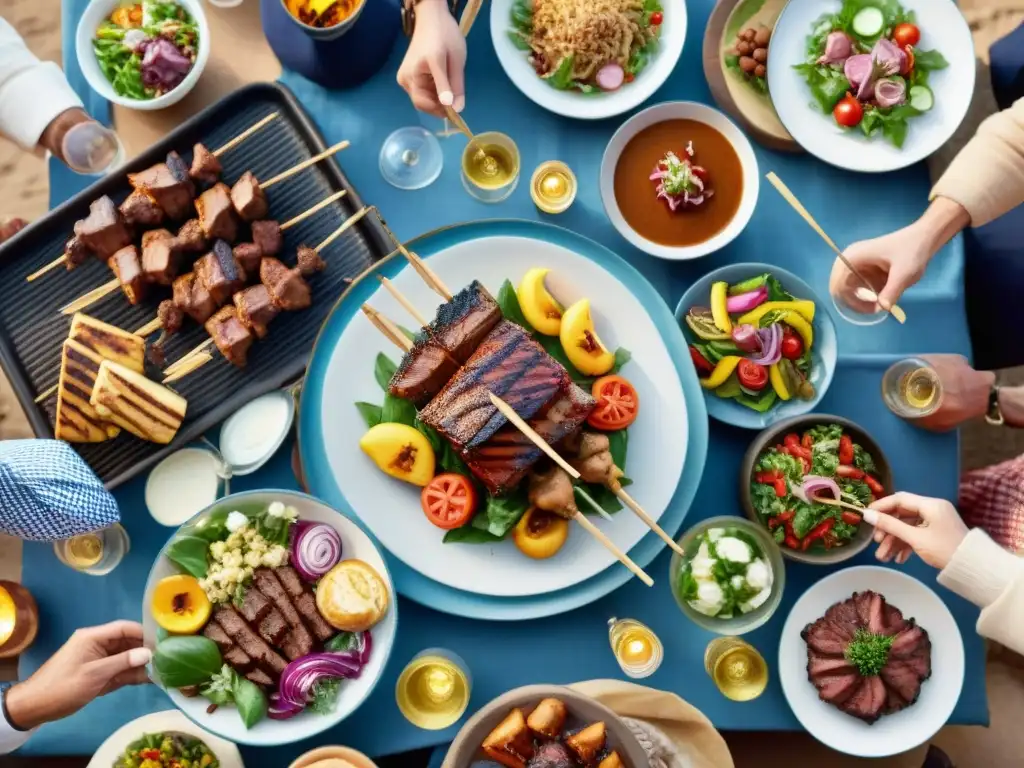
[146, 448, 222, 527]
[218, 390, 295, 476]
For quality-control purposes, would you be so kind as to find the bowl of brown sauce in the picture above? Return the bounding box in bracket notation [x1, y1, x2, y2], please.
[282, 0, 366, 40]
[600, 101, 759, 260]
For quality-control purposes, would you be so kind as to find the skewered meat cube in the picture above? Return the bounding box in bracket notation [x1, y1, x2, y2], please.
[128, 161, 193, 221]
[230, 171, 268, 221]
[107, 245, 146, 305]
[74, 196, 132, 259]
[141, 229, 179, 285]
[233, 284, 279, 339]
[64, 235, 89, 269]
[296, 245, 326, 276]
[251, 219, 282, 256]
[260, 257, 311, 311]
[196, 239, 246, 305]
[233, 242, 263, 276]
[205, 305, 254, 368]
[157, 299, 185, 335]
[120, 188, 165, 228]
[195, 182, 238, 242]
[172, 272, 218, 324]
[174, 218, 207, 254]
[189, 142, 222, 186]
[166, 151, 196, 197]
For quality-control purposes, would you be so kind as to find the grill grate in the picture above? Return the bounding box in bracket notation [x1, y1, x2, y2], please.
[0, 83, 390, 488]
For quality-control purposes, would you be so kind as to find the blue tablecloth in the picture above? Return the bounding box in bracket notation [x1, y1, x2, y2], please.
[21, 0, 986, 759]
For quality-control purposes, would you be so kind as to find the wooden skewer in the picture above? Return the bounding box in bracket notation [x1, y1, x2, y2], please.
[371, 209, 451, 300]
[260, 140, 351, 191]
[376, 276, 429, 327]
[362, 305, 414, 352]
[26, 114, 282, 284]
[314, 206, 370, 254]
[444, 105, 474, 142]
[59, 279, 120, 316]
[609, 480, 685, 557]
[458, 0, 483, 36]
[765, 172, 907, 324]
[162, 352, 213, 384]
[809, 495, 865, 515]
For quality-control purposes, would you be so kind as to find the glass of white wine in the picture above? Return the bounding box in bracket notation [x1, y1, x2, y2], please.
[395, 648, 472, 730]
[705, 636, 768, 702]
[461, 131, 520, 203]
[54, 523, 130, 576]
[881, 358, 942, 419]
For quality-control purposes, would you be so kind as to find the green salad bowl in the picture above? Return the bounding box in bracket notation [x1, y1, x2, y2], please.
[740, 413, 894, 565]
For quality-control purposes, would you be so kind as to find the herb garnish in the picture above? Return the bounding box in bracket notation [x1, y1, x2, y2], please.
[845, 628, 895, 676]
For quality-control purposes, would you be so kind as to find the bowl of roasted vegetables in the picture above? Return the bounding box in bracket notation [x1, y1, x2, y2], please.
[740, 414, 893, 564]
[442, 685, 647, 768]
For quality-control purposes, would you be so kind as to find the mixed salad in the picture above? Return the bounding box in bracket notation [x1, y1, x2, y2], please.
[650, 142, 714, 211]
[749, 423, 886, 552]
[116, 732, 218, 768]
[93, 2, 200, 101]
[685, 273, 815, 413]
[676, 525, 774, 619]
[793, 0, 949, 147]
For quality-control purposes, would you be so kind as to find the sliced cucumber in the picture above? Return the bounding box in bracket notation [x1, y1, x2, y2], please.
[851, 6, 884, 38]
[909, 84, 934, 112]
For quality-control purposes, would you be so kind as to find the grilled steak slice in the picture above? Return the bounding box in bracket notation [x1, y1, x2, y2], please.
[296, 245, 325, 277]
[231, 171, 268, 221]
[274, 566, 334, 642]
[881, 661, 923, 705]
[234, 285, 279, 339]
[238, 587, 273, 625]
[801, 620, 851, 656]
[463, 383, 595, 495]
[224, 645, 256, 675]
[251, 220, 282, 256]
[866, 593, 888, 636]
[205, 305, 254, 368]
[258, 609, 290, 647]
[175, 218, 208, 254]
[196, 182, 238, 242]
[190, 142, 222, 186]
[233, 242, 264, 276]
[64, 235, 90, 268]
[261, 257, 311, 311]
[825, 598, 863, 630]
[213, 606, 286, 676]
[853, 591, 874, 626]
[419, 321, 569, 450]
[389, 336, 461, 406]
[883, 602, 907, 635]
[253, 569, 314, 660]
[158, 299, 185, 334]
[141, 229, 180, 285]
[108, 246, 146, 305]
[129, 162, 192, 221]
[245, 668, 274, 688]
[814, 672, 860, 706]
[430, 280, 503, 362]
[120, 188, 165, 228]
[75, 196, 132, 259]
[202, 619, 234, 652]
[196, 240, 246, 305]
[889, 623, 925, 658]
[807, 654, 856, 679]
[172, 272, 218, 325]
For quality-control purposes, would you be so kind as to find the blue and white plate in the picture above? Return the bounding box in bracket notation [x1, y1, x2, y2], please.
[299, 220, 708, 618]
[675, 262, 837, 429]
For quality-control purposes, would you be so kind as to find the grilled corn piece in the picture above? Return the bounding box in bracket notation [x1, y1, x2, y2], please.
[91, 360, 187, 444]
[69, 313, 146, 372]
[55, 338, 120, 443]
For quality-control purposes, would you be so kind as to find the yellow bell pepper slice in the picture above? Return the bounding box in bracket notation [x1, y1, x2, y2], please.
[769, 363, 792, 401]
[736, 300, 816, 326]
[701, 356, 742, 389]
[780, 311, 813, 349]
[710, 282, 732, 334]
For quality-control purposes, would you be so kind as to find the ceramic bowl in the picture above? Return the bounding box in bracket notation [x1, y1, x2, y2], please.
[600, 101, 759, 260]
[740, 413, 893, 564]
[288, 745, 379, 768]
[442, 685, 648, 768]
[279, 0, 367, 41]
[669, 515, 786, 635]
[86, 710, 243, 768]
[76, 0, 210, 111]
[675, 262, 838, 429]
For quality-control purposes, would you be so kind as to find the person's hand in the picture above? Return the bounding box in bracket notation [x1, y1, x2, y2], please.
[862, 492, 968, 570]
[4, 621, 151, 730]
[910, 354, 996, 432]
[397, 0, 466, 117]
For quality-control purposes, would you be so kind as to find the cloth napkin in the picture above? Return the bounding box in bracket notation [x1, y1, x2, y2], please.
[0, 439, 119, 541]
[431, 679, 734, 768]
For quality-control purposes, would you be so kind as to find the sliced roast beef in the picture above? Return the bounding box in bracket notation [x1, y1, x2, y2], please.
[890, 624, 925, 658]
[815, 672, 860, 706]
[245, 668, 274, 689]
[881, 661, 923, 704]
[213, 605, 287, 676]
[802, 619, 854, 655]
[883, 602, 907, 635]
[274, 565, 335, 641]
[866, 592, 887, 636]
[202, 619, 233, 652]
[258, 609, 290, 647]
[224, 645, 255, 674]
[844, 675, 887, 724]
[825, 599, 862, 630]
[808, 654, 856, 679]
[882, 684, 910, 715]
[853, 591, 874, 626]
[238, 586, 273, 625]
[252, 569, 314, 660]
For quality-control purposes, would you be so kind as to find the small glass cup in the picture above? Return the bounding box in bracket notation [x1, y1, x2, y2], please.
[54, 523, 130, 576]
[461, 131, 520, 203]
[881, 357, 943, 420]
[831, 263, 889, 326]
[705, 636, 769, 702]
[608, 617, 663, 679]
[396, 648, 472, 730]
[61, 121, 125, 175]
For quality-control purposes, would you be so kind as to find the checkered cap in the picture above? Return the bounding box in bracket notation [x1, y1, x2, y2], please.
[0, 439, 120, 541]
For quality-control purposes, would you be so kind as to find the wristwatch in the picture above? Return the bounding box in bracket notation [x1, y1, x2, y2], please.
[986, 384, 1006, 426]
[402, 0, 459, 37]
[1, 682, 28, 732]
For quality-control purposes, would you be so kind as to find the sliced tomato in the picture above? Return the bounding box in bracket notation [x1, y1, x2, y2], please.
[838, 435, 854, 465]
[784, 433, 801, 449]
[841, 511, 862, 525]
[892, 22, 920, 48]
[756, 470, 781, 484]
[902, 45, 915, 76]
[421, 473, 478, 530]
[836, 465, 864, 479]
[786, 445, 812, 461]
[864, 475, 885, 495]
[737, 359, 769, 391]
[588, 375, 640, 430]
[801, 433, 814, 451]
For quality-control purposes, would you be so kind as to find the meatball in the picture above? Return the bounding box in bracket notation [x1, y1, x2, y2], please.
[754, 25, 772, 46]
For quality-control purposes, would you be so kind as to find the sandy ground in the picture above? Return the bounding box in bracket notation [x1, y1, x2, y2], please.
[2, 0, 1024, 764]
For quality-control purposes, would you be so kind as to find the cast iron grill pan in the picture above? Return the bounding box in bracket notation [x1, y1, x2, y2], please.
[0, 82, 390, 488]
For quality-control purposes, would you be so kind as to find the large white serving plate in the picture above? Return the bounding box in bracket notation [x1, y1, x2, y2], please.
[313, 234, 688, 598]
[490, 0, 687, 120]
[88, 710, 244, 768]
[779, 566, 964, 758]
[767, 0, 974, 173]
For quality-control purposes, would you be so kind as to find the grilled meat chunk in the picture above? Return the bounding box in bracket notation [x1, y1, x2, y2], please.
[120, 188, 165, 228]
[231, 171, 268, 221]
[129, 161, 193, 220]
[196, 240, 246, 305]
[172, 272, 218, 325]
[175, 218, 207, 254]
[233, 242, 263, 276]
[234, 284, 279, 339]
[260, 257, 311, 311]
[189, 142, 222, 185]
[251, 219, 282, 256]
[296, 245, 326, 276]
[141, 229, 179, 285]
[64, 235, 89, 269]
[108, 245, 146, 305]
[239, 587, 273, 624]
[389, 336, 461, 407]
[202, 619, 234, 652]
[252, 569, 314, 661]
[528, 465, 578, 519]
[196, 182, 238, 242]
[157, 299, 185, 334]
[274, 566, 335, 641]
[258, 609, 290, 648]
[166, 151, 196, 196]
[205, 305, 254, 368]
[74, 196, 132, 259]
[213, 605, 287, 676]
[223, 646, 256, 674]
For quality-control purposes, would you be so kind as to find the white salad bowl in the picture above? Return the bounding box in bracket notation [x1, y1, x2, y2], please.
[142, 490, 398, 747]
[87, 710, 244, 768]
[600, 101, 760, 260]
[77, 0, 211, 111]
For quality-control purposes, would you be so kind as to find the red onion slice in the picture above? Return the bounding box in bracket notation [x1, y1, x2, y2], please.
[291, 523, 342, 583]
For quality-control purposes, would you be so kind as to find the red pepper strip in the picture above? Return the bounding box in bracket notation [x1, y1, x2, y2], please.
[864, 475, 885, 495]
[787, 445, 812, 460]
[838, 435, 854, 465]
[802, 433, 814, 450]
[784, 433, 800, 448]
[689, 346, 714, 375]
[778, 509, 795, 521]
[773, 478, 787, 498]
[799, 456, 812, 475]
[841, 511, 862, 525]
[836, 465, 864, 479]
[785, 534, 800, 549]
[806, 518, 835, 544]
[755, 471, 781, 484]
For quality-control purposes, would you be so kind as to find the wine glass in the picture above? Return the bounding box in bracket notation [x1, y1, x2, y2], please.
[831, 264, 889, 326]
[379, 110, 446, 191]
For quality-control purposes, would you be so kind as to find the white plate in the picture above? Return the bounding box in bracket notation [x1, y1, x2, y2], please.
[142, 490, 398, 747]
[600, 101, 759, 260]
[779, 566, 964, 758]
[767, 0, 975, 172]
[319, 236, 688, 597]
[87, 709, 243, 768]
[489, 0, 687, 120]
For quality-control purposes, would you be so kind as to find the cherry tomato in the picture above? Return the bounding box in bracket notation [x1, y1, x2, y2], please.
[649, 11, 663, 25]
[737, 359, 768, 391]
[838, 434, 854, 465]
[587, 375, 640, 430]
[689, 345, 714, 376]
[784, 433, 800, 449]
[841, 511, 862, 526]
[624, 72, 635, 83]
[773, 478, 787, 498]
[864, 475, 886, 496]
[781, 328, 803, 360]
[786, 445, 811, 461]
[836, 465, 864, 479]
[833, 93, 864, 128]
[892, 22, 920, 48]
[421, 473, 478, 530]
[902, 45, 915, 76]
[756, 470, 781, 484]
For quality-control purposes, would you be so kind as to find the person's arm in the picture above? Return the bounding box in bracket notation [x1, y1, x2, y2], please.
[938, 528, 1024, 654]
[0, 17, 84, 151]
[930, 98, 1024, 228]
[0, 685, 32, 755]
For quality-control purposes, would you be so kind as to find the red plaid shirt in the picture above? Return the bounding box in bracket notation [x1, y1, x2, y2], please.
[960, 455, 1024, 553]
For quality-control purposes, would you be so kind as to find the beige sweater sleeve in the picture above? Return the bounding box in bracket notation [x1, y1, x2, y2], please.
[938, 528, 1024, 653]
[930, 98, 1024, 227]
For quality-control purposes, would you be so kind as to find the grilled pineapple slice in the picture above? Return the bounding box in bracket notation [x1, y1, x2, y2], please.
[598, 751, 624, 768]
[526, 697, 567, 740]
[69, 313, 146, 372]
[55, 338, 120, 443]
[566, 721, 607, 764]
[91, 360, 187, 444]
[481, 708, 534, 768]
